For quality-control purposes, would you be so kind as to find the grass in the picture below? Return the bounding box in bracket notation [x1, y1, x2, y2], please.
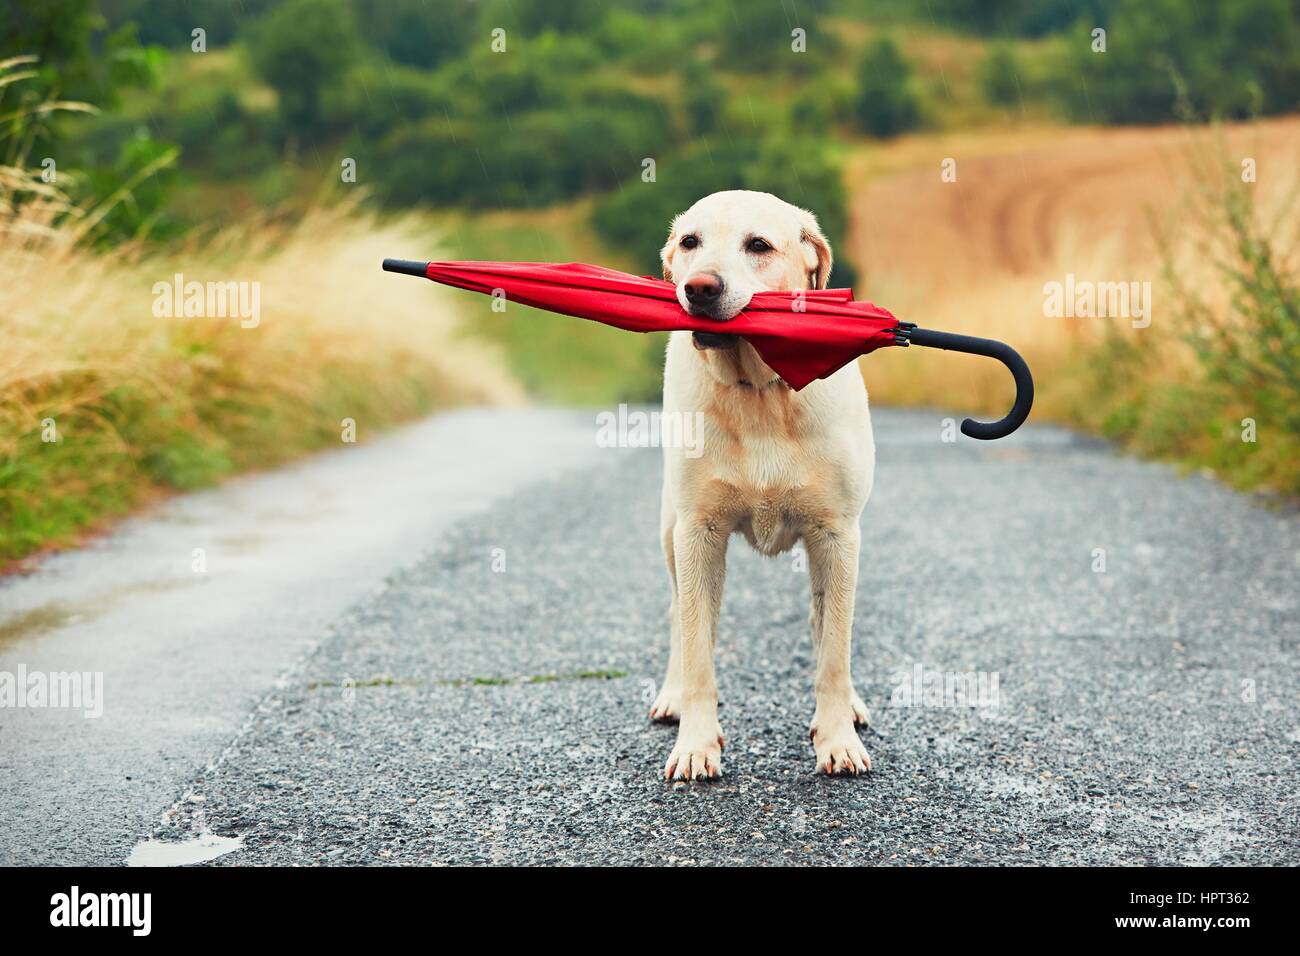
[0, 153, 521, 565]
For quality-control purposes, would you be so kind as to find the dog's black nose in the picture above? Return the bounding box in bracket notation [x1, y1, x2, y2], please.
[684, 272, 724, 307]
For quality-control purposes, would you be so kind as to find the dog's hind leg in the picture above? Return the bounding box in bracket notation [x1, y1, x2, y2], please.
[650, 507, 683, 722]
[805, 521, 871, 775]
[663, 519, 727, 781]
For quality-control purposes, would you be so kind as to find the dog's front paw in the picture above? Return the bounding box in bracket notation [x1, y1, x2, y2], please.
[649, 685, 681, 723]
[664, 723, 725, 781]
[810, 710, 871, 776]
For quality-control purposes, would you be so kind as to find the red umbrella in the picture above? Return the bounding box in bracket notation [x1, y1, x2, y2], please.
[383, 258, 1032, 439]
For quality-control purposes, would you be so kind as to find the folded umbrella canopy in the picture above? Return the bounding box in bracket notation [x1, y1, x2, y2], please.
[383, 259, 1033, 440]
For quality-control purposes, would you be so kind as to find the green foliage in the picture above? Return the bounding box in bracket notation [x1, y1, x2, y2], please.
[79, 133, 182, 245]
[591, 135, 856, 291]
[0, 4, 177, 245]
[714, 0, 830, 72]
[0, 1, 166, 136]
[370, 80, 672, 209]
[99, 0, 276, 47]
[1, 0, 104, 99]
[247, 0, 360, 139]
[324, 61, 457, 141]
[434, 32, 605, 116]
[979, 44, 1022, 107]
[929, 0, 1116, 37]
[853, 36, 920, 138]
[787, 85, 836, 137]
[352, 0, 478, 69]
[1054, 0, 1300, 123]
[681, 59, 726, 136]
[1173, 169, 1300, 441]
[599, 9, 683, 73]
[359, 35, 674, 210]
[78, 68, 274, 182]
[485, 0, 615, 36]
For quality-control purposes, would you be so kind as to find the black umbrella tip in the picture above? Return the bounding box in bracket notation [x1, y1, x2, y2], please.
[382, 258, 429, 278]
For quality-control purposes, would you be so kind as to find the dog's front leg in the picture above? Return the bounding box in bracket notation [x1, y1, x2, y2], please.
[663, 518, 727, 781]
[806, 521, 871, 775]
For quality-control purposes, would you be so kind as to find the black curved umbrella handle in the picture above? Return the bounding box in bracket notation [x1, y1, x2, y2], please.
[895, 324, 1034, 440]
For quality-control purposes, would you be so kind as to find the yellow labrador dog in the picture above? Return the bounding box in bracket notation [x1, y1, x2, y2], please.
[652, 190, 874, 781]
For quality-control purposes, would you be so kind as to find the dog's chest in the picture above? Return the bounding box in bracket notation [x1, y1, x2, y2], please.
[704, 446, 839, 557]
[684, 382, 869, 555]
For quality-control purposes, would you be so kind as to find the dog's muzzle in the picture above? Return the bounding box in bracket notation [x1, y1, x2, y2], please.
[692, 331, 739, 350]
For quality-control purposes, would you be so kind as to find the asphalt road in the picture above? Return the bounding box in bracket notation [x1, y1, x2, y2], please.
[3, 408, 1297, 865]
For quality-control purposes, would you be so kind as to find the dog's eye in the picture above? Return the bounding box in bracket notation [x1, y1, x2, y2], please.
[679, 235, 699, 250]
[746, 237, 773, 254]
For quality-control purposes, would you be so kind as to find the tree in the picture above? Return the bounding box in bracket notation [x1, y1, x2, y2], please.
[929, 0, 1116, 37]
[681, 59, 726, 136]
[352, 0, 477, 70]
[0, 0, 164, 106]
[715, 0, 830, 72]
[979, 45, 1022, 107]
[248, 0, 359, 139]
[1055, 0, 1300, 123]
[853, 37, 920, 138]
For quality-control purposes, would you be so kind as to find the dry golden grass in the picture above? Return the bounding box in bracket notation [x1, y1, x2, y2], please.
[0, 188, 521, 563]
[845, 116, 1300, 422]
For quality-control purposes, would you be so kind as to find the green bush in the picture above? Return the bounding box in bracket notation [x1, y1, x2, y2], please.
[929, 0, 1116, 37]
[99, 0, 276, 47]
[853, 36, 921, 138]
[325, 61, 458, 140]
[482, 0, 612, 37]
[1053, 0, 1300, 123]
[681, 59, 727, 136]
[372, 87, 672, 209]
[78, 133, 182, 244]
[247, 0, 359, 140]
[714, 0, 830, 73]
[350, 0, 478, 70]
[787, 85, 835, 137]
[591, 134, 856, 291]
[600, 9, 684, 73]
[979, 44, 1023, 107]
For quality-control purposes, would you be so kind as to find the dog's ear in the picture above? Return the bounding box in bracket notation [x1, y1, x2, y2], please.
[660, 223, 679, 281]
[800, 216, 833, 290]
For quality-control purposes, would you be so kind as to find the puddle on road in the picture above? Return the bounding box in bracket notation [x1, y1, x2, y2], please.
[0, 578, 197, 650]
[127, 834, 243, 867]
[0, 603, 82, 647]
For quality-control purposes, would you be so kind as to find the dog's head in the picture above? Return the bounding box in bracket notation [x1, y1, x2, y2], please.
[661, 191, 833, 361]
